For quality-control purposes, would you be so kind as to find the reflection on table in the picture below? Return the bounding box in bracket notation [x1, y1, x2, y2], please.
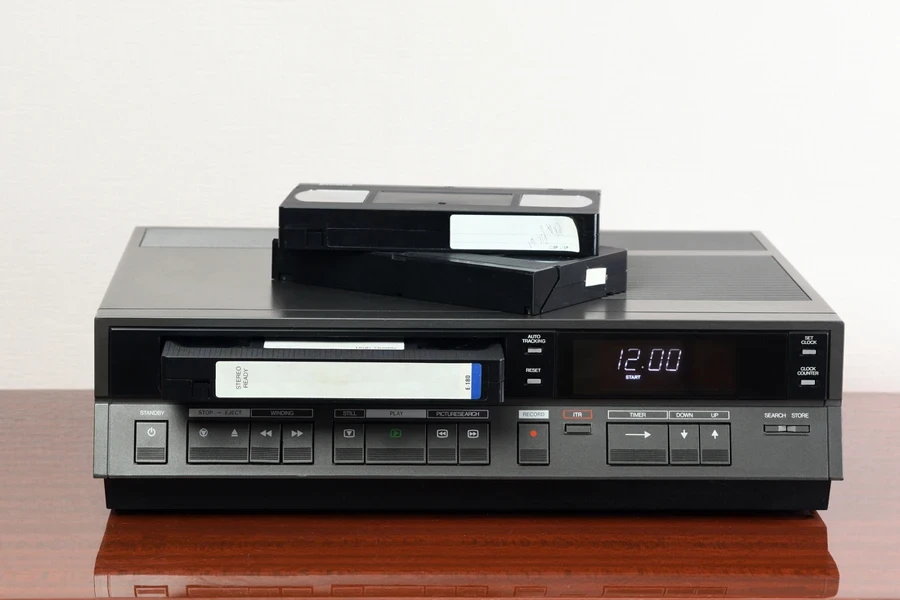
[94, 512, 838, 598]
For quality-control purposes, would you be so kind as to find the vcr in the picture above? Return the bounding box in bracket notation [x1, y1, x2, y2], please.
[94, 228, 843, 511]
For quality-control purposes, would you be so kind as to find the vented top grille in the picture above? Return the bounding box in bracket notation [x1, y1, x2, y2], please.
[621, 255, 809, 301]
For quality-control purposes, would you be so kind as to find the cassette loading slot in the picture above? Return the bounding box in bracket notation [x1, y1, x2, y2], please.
[161, 340, 504, 403]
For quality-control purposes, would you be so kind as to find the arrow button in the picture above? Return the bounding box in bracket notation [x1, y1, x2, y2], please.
[608, 424, 668, 465]
[283, 423, 314, 464]
[700, 424, 731, 465]
[668, 424, 700, 465]
[249, 423, 281, 464]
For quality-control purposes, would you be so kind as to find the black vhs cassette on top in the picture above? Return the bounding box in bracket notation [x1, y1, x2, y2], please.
[279, 184, 600, 256]
[272, 240, 626, 315]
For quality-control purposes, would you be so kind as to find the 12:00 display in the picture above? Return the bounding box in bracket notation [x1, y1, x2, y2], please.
[617, 348, 683, 373]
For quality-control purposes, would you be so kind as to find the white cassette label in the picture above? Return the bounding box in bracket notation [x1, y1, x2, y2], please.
[215, 361, 482, 400]
[449, 215, 581, 253]
[585, 267, 607, 287]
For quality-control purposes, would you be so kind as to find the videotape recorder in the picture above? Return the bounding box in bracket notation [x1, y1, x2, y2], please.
[94, 227, 842, 511]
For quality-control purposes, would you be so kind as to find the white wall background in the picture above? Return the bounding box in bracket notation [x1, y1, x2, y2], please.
[0, 1, 898, 390]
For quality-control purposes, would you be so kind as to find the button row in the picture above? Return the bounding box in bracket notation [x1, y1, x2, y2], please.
[607, 424, 731, 466]
[507, 332, 555, 398]
[334, 423, 490, 465]
[789, 332, 827, 398]
[186, 422, 312, 464]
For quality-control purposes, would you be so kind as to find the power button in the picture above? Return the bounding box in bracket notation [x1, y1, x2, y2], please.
[135, 421, 168, 464]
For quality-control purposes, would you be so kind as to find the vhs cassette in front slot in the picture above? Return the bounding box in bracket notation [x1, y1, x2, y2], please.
[160, 340, 504, 403]
[272, 241, 627, 314]
[279, 183, 600, 256]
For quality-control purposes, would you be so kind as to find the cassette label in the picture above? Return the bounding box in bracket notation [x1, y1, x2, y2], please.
[215, 361, 483, 400]
[449, 215, 581, 253]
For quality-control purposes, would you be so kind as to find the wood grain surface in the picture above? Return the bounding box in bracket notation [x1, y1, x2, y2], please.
[0, 391, 897, 599]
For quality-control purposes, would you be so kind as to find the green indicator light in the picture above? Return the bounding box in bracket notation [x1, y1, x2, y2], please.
[389, 428, 402, 438]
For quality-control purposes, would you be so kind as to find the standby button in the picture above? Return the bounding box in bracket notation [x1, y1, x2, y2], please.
[135, 421, 167, 464]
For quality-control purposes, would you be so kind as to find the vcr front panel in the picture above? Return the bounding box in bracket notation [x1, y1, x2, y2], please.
[103, 402, 838, 481]
[105, 329, 832, 402]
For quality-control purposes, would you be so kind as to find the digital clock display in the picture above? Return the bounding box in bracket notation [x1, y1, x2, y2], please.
[558, 333, 788, 399]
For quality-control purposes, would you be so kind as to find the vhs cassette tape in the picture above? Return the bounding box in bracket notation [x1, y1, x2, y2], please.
[272, 240, 627, 315]
[278, 184, 600, 256]
[161, 340, 504, 403]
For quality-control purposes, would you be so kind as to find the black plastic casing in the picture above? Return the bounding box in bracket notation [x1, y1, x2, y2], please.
[94, 228, 844, 512]
[272, 241, 627, 315]
[279, 184, 600, 256]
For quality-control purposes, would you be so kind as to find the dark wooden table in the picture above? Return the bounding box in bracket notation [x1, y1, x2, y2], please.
[0, 391, 896, 599]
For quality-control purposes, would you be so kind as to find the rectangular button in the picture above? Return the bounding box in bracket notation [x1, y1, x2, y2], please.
[668, 424, 700, 465]
[135, 421, 167, 464]
[764, 425, 788, 433]
[427, 424, 458, 464]
[282, 423, 314, 463]
[188, 421, 250, 463]
[787, 425, 810, 434]
[518, 423, 549, 465]
[366, 424, 426, 464]
[526, 347, 543, 355]
[700, 425, 731, 465]
[607, 424, 668, 465]
[458, 423, 490, 465]
[564, 423, 592, 435]
[525, 378, 542, 385]
[334, 424, 365, 464]
[250, 423, 281, 463]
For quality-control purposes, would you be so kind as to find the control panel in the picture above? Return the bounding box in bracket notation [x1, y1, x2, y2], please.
[789, 333, 828, 397]
[108, 403, 835, 482]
